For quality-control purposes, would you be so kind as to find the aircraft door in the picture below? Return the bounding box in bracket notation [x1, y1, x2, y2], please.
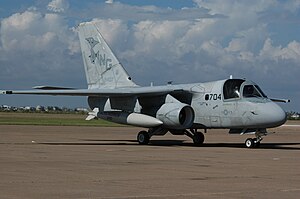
[220, 79, 245, 128]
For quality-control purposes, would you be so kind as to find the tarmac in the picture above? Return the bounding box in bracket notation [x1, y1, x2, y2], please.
[0, 124, 300, 198]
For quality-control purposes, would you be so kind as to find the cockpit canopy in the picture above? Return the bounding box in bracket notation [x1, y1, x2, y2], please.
[223, 79, 267, 100]
[243, 85, 267, 98]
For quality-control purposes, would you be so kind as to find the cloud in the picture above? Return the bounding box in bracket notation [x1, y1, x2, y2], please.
[89, 18, 129, 50]
[47, 0, 69, 13]
[0, 10, 78, 53]
[105, 0, 114, 4]
[282, 0, 300, 13]
[260, 38, 300, 62]
[71, 2, 222, 22]
[0, 0, 299, 111]
[0, 7, 81, 88]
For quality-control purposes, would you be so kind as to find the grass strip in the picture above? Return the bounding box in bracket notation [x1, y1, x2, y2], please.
[0, 112, 123, 127]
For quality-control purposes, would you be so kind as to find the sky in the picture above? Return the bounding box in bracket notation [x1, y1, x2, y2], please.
[0, 0, 299, 111]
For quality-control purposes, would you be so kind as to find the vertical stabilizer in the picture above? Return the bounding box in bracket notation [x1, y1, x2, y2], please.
[78, 22, 137, 89]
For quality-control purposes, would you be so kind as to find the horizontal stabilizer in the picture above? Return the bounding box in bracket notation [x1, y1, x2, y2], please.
[85, 114, 97, 121]
[86, 108, 99, 121]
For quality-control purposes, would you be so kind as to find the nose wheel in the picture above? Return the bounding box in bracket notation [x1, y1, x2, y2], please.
[245, 130, 264, 148]
[245, 138, 261, 148]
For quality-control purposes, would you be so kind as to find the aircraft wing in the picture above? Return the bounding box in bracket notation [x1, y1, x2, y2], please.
[1, 86, 189, 97]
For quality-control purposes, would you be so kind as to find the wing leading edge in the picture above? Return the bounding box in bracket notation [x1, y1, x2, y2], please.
[2, 86, 189, 97]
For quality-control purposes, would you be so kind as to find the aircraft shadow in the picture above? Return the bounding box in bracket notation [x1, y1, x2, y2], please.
[200, 142, 300, 150]
[150, 141, 300, 150]
[39, 139, 300, 150]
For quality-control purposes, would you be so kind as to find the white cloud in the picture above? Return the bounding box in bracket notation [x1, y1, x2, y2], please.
[76, 2, 217, 22]
[283, 0, 300, 13]
[0, 7, 81, 87]
[260, 38, 300, 62]
[105, 0, 114, 4]
[47, 0, 69, 13]
[0, 9, 78, 54]
[90, 18, 129, 48]
[0, 0, 299, 111]
[131, 20, 190, 55]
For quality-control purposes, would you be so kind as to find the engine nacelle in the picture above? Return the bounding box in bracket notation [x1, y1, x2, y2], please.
[156, 103, 195, 129]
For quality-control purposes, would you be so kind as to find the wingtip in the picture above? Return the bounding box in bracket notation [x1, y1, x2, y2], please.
[1, 91, 13, 94]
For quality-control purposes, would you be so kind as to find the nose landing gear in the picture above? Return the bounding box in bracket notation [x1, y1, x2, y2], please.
[245, 138, 261, 148]
[245, 129, 268, 148]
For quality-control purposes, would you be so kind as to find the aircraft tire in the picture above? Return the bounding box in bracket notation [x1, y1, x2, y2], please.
[137, 131, 150, 145]
[193, 131, 205, 146]
[245, 138, 255, 148]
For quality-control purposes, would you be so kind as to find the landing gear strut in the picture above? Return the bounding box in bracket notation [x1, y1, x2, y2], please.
[245, 130, 266, 148]
[136, 128, 205, 146]
[137, 127, 167, 145]
[185, 129, 205, 146]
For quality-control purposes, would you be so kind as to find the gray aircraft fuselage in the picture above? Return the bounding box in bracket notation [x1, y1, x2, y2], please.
[93, 78, 286, 130]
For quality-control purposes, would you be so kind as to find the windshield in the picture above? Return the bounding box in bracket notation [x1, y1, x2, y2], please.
[254, 85, 267, 98]
[243, 85, 267, 98]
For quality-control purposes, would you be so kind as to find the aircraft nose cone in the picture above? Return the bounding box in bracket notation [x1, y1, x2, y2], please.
[264, 102, 287, 127]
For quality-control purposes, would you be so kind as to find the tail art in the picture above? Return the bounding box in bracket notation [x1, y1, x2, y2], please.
[77, 22, 137, 89]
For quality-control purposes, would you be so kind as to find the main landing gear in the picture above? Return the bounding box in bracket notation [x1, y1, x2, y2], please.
[184, 129, 205, 146]
[137, 131, 150, 145]
[137, 128, 205, 146]
[137, 127, 167, 145]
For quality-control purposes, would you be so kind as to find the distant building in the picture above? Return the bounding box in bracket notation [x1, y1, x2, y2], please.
[75, 108, 89, 113]
[1, 104, 90, 113]
[1, 105, 11, 110]
[36, 105, 45, 111]
[25, 106, 36, 111]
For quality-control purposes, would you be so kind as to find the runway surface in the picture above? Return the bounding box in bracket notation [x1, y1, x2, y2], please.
[1, 124, 300, 198]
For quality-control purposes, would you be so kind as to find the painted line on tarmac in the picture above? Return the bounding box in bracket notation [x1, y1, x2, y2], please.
[282, 124, 300, 127]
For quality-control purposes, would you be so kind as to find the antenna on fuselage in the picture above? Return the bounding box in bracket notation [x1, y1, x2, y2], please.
[229, 75, 233, 79]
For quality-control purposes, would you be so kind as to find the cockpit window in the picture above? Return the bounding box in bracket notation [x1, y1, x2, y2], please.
[223, 79, 245, 99]
[254, 85, 267, 98]
[243, 85, 267, 98]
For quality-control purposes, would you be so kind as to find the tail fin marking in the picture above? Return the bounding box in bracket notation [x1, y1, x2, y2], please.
[78, 22, 137, 89]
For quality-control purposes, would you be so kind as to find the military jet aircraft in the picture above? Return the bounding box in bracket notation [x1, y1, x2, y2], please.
[1, 22, 288, 148]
